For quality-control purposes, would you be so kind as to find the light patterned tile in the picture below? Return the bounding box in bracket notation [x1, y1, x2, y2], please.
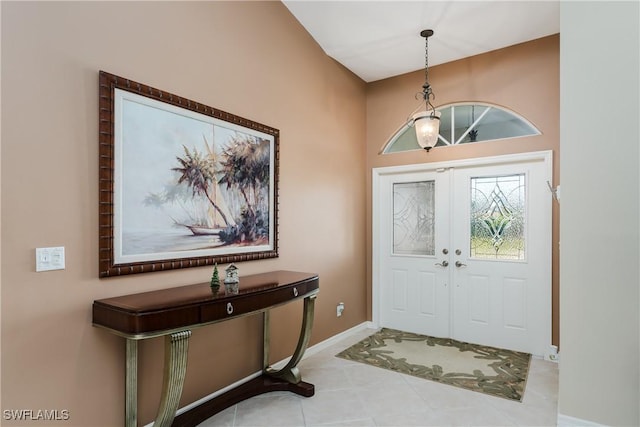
[301, 366, 355, 391]
[356, 382, 427, 419]
[195, 328, 558, 427]
[307, 418, 376, 427]
[525, 370, 559, 401]
[522, 386, 558, 408]
[529, 358, 559, 375]
[484, 386, 558, 427]
[235, 394, 304, 426]
[430, 405, 517, 426]
[301, 389, 369, 425]
[405, 374, 497, 410]
[488, 398, 557, 427]
[373, 408, 443, 427]
[343, 363, 407, 388]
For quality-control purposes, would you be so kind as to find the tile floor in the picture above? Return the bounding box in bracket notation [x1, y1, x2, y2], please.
[198, 328, 558, 427]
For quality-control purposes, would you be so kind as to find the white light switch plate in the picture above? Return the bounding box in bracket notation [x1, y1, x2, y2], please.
[36, 246, 65, 272]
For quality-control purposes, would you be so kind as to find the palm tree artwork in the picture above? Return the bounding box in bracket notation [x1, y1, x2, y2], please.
[172, 144, 232, 228]
[117, 88, 276, 264]
[218, 135, 271, 244]
[148, 129, 271, 248]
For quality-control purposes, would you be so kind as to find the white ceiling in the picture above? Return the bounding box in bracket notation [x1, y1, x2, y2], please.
[282, 1, 560, 82]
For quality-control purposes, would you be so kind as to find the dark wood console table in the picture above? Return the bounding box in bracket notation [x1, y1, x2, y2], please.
[93, 270, 319, 427]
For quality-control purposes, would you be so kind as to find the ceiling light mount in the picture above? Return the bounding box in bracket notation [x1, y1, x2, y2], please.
[420, 29, 434, 38]
[411, 29, 440, 152]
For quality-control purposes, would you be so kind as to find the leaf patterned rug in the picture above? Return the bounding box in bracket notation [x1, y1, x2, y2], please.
[336, 328, 531, 402]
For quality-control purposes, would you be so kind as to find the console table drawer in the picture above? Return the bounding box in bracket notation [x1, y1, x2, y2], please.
[200, 281, 316, 322]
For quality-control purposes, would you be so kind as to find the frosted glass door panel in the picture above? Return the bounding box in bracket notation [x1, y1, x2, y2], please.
[470, 174, 525, 260]
[393, 181, 435, 256]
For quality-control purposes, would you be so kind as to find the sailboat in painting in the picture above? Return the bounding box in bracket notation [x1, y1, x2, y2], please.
[178, 135, 236, 236]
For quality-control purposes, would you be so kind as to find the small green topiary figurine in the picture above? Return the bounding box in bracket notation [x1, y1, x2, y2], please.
[210, 263, 220, 289]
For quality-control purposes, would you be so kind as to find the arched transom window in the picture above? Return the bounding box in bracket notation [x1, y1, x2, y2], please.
[382, 102, 541, 154]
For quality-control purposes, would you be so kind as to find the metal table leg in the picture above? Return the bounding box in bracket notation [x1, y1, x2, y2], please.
[125, 339, 138, 427]
[264, 295, 316, 383]
[154, 330, 192, 427]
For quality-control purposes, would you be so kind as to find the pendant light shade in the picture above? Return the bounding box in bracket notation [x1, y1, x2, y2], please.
[413, 110, 441, 151]
[413, 29, 440, 152]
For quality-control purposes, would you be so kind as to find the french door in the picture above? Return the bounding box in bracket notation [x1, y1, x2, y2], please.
[374, 152, 552, 356]
[378, 169, 451, 338]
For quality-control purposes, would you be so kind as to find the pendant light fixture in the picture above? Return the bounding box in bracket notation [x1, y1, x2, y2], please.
[411, 29, 440, 151]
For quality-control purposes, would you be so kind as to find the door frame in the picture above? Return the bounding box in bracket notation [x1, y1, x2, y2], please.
[372, 150, 553, 356]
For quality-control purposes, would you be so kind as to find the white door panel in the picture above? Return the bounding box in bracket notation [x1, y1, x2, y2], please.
[451, 161, 550, 355]
[379, 171, 450, 338]
[418, 271, 437, 316]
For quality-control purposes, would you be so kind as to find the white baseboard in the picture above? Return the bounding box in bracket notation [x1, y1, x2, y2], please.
[249, 321, 375, 371]
[144, 321, 375, 427]
[297, 321, 375, 358]
[557, 414, 608, 427]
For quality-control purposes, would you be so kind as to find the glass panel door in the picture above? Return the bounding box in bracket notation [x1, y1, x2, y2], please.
[379, 171, 450, 339]
[451, 160, 550, 356]
[393, 181, 435, 256]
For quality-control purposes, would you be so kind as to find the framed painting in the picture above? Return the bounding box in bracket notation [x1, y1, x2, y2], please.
[99, 71, 279, 277]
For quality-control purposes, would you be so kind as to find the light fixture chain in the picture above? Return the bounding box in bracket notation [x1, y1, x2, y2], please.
[424, 33, 429, 88]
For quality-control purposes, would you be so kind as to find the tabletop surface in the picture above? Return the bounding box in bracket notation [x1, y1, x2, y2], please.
[93, 270, 318, 314]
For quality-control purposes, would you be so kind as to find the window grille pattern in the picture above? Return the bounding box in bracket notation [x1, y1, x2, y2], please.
[382, 103, 540, 154]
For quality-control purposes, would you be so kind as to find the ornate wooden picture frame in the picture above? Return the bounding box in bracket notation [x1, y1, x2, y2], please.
[99, 71, 279, 277]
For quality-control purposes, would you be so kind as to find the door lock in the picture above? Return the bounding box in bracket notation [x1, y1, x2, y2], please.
[435, 260, 449, 267]
[442, 248, 449, 255]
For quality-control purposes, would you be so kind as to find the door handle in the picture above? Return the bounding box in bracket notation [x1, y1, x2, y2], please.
[435, 260, 449, 267]
[455, 261, 467, 268]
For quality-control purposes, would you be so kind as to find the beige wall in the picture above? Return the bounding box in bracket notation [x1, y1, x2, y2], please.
[0, 2, 367, 425]
[365, 35, 561, 346]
